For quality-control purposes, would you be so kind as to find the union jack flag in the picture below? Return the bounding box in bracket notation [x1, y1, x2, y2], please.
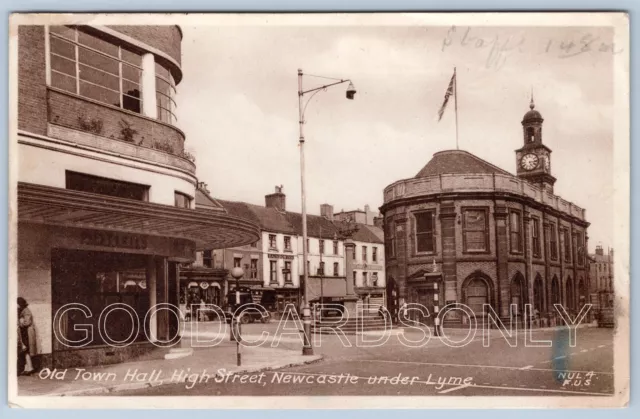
[437, 71, 456, 121]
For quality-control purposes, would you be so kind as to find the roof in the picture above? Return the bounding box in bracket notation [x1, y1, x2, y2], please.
[415, 150, 512, 178]
[216, 200, 296, 234]
[195, 189, 226, 212]
[210, 197, 383, 244]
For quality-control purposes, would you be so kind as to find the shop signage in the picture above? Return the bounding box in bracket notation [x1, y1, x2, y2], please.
[354, 263, 383, 271]
[268, 253, 294, 260]
[81, 231, 148, 250]
[200, 282, 210, 289]
[138, 280, 147, 289]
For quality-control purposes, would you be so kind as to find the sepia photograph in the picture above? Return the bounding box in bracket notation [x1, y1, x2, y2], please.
[7, 12, 629, 409]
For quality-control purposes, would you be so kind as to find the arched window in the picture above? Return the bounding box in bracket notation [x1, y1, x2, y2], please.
[465, 277, 489, 314]
[551, 276, 560, 307]
[526, 127, 535, 143]
[533, 275, 544, 313]
[510, 274, 525, 315]
[566, 277, 574, 310]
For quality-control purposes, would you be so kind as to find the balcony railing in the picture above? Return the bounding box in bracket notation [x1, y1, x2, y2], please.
[384, 173, 586, 221]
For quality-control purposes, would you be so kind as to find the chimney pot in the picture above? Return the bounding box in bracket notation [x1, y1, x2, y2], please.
[320, 204, 334, 220]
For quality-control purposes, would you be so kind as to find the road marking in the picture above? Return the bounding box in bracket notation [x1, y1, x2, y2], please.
[438, 383, 471, 394]
[598, 345, 605, 348]
[520, 365, 534, 370]
[358, 359, 614, 375]
[580, 349, 588, 353]
[554, 355, 567, 360]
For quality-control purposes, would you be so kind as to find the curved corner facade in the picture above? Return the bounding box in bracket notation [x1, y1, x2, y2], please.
[15, 25, 260, 369]
[381, 105, 590, 329]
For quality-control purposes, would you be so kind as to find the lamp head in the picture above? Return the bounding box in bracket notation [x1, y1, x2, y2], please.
[345, 81, 356, 100]
[230, 267, 244, 279]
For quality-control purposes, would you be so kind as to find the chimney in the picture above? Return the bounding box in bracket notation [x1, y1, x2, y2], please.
[320, 204, 334, 220]
[265, 185, 286, 211]
[197, 182, 210, 194]
[595, 245, 603, 256]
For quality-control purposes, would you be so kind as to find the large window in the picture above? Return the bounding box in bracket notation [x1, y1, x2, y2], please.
[268, 234, 277, 250]
[319, 240, 325, 255]
[372, 247, 378, 262]
[202, 250, 213, 268]
[233, 257, 242, 268]
[532, 218, 541, 258]
[362, 246, 368, 262]
[269, 261, 277, 284]
[549, 223, 558, 260]
[174, 192, 191, 208]
[318, 262, 325, 276]
[284, 236, 292, 251]
[284, 261, 292, 283]
[155, 62, 177, 124]
[66, 171, 149, 201]
[563, 229, 572, 263]
[463, 208, 488, 252]
[415, 211, 435, 253]
[577, 231, 585, 266]
[250, 259, 258, 279]
[333, 241, 339, 255]
[333, 262, 339, 276]
[363, 272, 369, 287]
[386, 222, 396, 258]
[509, 211, 522, 253]
[49, 26, 142, 114]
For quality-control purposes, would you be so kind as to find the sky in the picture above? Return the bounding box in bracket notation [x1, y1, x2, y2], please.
[176, 23, 617, 252]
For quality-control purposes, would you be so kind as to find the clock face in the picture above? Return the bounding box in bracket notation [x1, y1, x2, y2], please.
[520, 153, 539, 170]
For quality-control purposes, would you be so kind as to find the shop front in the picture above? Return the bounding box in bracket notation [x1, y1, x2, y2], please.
[17, 183, 259, 369]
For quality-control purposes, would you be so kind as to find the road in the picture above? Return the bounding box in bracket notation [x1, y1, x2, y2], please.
[114, 323, 615, 397]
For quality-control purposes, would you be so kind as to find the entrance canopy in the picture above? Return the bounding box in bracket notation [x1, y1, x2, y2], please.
[18, 183, 260, 251]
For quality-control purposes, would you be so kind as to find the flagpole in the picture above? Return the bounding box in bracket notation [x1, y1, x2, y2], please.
[454, 67, 459, 150]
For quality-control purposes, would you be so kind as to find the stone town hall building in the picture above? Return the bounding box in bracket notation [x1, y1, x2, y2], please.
[380, 99, 590, 327]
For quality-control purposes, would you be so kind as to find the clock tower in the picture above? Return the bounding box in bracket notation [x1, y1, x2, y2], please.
[515, 95, 556, 193]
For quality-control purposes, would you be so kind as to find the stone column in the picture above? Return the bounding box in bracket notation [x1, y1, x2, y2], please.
[141, 53, 158, 119]
[439, 202, 458, 324]
[523, 211, 534, 327]
[494, 204, 510, 319]
[542, 219, 551, 324]
[394, 216, 409, 305]
[155, 257, 168, 342]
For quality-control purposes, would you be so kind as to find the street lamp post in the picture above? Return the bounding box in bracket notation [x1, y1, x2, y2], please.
[297, 69, 356, 356]
[230, 267, 244, 365]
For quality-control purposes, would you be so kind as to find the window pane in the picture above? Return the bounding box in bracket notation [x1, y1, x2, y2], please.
[122, 95, 141, 114]
[121, 48, 142, 66]
[415, 212, 433, 233]
[50, 25, 76, 41]
[156, 77, 171, 96]
[78, 46, 119, 76]
[51, 54, 76, 76]
[122, 80, 140, 98]
[417, 234, 434, 253]
[50, 36, 76, 59]
[51, 71, 76, 93]
[155, 62, 170, 79]
[465, 210, 485, 231]
[465, 231, 486, 251]
[79, 64, 120, 91]
[79, 81, 120, 107]
[122, 64, 141, 83]
[77, 31, 118, 57]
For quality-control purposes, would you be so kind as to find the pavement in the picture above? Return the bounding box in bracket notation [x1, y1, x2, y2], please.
[17, 320, 323, 397]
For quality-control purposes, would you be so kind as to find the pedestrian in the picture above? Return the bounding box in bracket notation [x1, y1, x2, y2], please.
[17, 297, 37, 375]
[17, 309, 26, 376]
[199, 297, 206, 322]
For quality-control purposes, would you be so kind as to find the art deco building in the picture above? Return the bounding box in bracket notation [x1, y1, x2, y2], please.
[15, 25, 259, 368]
[380, 99, 590, 327]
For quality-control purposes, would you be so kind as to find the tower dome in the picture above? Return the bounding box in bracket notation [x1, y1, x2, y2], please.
[522, 95, 543, 124]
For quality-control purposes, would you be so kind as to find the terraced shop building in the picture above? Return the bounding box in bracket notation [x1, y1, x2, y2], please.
[15, 25, 260, 368]
[380, 101, 590, 327]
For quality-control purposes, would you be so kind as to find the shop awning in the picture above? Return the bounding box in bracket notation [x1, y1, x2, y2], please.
[305, 277, 348, 301]
[17, 183, 260, 251]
